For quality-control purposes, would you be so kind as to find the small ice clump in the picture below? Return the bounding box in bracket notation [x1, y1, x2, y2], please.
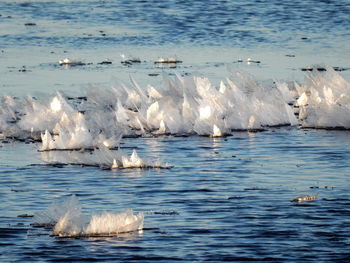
[291, 194, 317, 203]
[120, 54, 141, 64]
[84, 210, 144, 236]
[298, 65, 350, 129]
[59, 58, 84, 66]
[33, 195, 144, 237]
[154, 56, 182, 64]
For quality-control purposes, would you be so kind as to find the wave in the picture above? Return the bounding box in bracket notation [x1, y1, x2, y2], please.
[33, 195, 144, 238]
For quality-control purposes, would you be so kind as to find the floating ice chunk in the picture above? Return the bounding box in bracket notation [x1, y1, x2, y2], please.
[246, 58, 260, 64]
[40, 145, 170, 170]
[85, 210, 144, 236]
[120, 54, 141, 64]
[53, 209, 143, 237]
[154, 56, 182, 64]
[59, 58, 84, 66]
[34, 195, 143, 237]
[291, 194, 317, 203]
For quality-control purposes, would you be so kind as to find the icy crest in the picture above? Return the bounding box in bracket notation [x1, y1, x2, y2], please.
[33, 194, 82, 227]
[40, 145, 170, 169]
[2, 67, 350, 145]
[33, 195, 144, 237]
[110, 71, 297, 136]
[298, 65, 350, 129]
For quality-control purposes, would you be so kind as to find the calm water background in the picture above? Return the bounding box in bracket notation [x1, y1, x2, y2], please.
[1, 0, 350, 262]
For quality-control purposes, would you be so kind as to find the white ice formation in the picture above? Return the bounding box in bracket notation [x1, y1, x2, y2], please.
[33, 195, 144, 237]
[1, 67, 349, 146]
[40, 146, 170, 169]
[297, 65, 350, 129]
[59, 58, 84, 66]
[120, 54, 141, 64]
[154, 56, 182, 64]
[33, 194, 81, 227]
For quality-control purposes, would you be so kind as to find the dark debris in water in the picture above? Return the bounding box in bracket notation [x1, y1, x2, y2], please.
[51, 229, 143, 238]
[309, 185, 335, 190]
[24, 22, 36, 26]
[187, 228, 213, 234]
[97, 61, 112, 65]
[153, 210, 179, 215]
[227, 196, 244, 200]
[301, 66, 349, 72]
[302, 67, 326, 72]
[121, 59, 141, 66]
[31, 223, 56, 228]
[11, 188, 29, 192]
[50, 163, 68, 168]
[148, 73, 160, 77]
[244, 187, 268, 191]
[17, 214, 34, 218]
[18, 66, 29, 72]
[66, 96, 87, 101]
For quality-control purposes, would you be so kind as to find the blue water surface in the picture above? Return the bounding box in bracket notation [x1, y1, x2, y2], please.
[1, 0, 350, 262]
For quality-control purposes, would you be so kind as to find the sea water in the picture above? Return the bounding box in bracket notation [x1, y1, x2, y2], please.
[1, 0, 350, 262]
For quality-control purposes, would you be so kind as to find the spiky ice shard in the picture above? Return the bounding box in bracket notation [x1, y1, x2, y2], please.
[298, 65, 350, 129]
[33, 195, 144, 237]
